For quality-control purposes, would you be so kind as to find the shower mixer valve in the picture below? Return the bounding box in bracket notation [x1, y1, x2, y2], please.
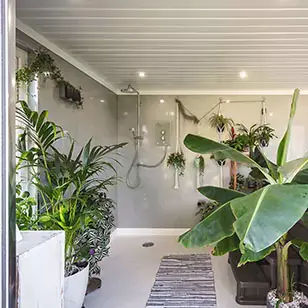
[129, 128, 144, 141]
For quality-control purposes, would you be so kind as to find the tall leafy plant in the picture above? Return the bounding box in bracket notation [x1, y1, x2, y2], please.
[179, 89, 308, 304]
[16, 101, 126, 276]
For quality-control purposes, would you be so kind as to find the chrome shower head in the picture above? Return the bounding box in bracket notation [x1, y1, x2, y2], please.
[120, 84, 139, 94]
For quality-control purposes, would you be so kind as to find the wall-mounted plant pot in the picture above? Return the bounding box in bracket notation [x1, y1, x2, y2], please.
[59, 83, 82, 105]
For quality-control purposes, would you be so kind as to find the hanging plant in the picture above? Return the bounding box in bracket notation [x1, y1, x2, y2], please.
[16, 49, 83, 107]
[167, 151, 186, 176]
[209, 113, 234, 133]
[236, 123, 276, 155]
[175, 98, 200, 124]
[257, 124, 277, 147]
[194, 155, 205, 176]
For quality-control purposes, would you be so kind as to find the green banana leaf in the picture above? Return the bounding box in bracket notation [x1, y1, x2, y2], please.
[231, 184, 308, 252]
[291, 239, 308, 260]
[179, 201, 235, 248]
[276, 89, 299, 168]
[212, 233, 239, 256]
[184, 134, 275, 184]
[180, 186, 246, 248]
[293, 168, 308, 184]
[198, 186, 245, 204]
[279, 157, 308, 183]
[238, 245, 275, 267]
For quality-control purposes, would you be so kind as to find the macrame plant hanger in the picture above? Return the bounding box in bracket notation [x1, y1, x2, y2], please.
[217, 98, 224, 188]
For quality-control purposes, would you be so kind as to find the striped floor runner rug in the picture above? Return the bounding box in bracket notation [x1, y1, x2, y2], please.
[146, 254, 217, 307]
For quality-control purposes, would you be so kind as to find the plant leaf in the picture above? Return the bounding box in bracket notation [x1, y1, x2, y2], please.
[292, 169, 308, 184]
[231, 184, 308, 252]
[198, 186, 245, 204]
[279, 157, 308, 183]
[276, 88, 300, 168]
[179, 201, 235, 248]
[238, 245, 275, 266]
[291, 239, 308, 260]
[212, 233, 239, 256]
[184, 134, 275, 184]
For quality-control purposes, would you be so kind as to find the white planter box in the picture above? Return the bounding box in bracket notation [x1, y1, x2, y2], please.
[17, 231, 65, 308]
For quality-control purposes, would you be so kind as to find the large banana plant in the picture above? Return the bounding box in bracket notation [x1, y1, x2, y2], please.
[179, 89, 308, 304]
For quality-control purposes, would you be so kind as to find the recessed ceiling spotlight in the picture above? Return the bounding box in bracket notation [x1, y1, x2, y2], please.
[239, 71, 247, 79]
[226, 100, 230, 103]
[138, 71, 146, 78]
[160, 99, 165, 104]
[100, 99, 105, 103]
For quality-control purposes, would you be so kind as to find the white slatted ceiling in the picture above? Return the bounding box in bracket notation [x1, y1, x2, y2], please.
[16, 0, 308, 93]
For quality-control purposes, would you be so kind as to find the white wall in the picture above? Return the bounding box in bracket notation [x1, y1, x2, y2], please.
[117, 94, 308, 228]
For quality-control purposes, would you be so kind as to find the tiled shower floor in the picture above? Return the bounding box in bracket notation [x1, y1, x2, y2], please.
[84, 235, 265, 308]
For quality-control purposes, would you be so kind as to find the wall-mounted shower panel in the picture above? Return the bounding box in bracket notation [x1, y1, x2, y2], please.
[155, 121, 171, 146]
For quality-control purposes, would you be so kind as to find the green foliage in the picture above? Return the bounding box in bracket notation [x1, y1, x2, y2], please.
[179, 89, 308, 303]
[184, 134, 275, 184]
[209, 113, 234, 132]
[16, 49, 83, 106]
[167, 151, 186, 176]
[194, 155, 205, 176]
[224, 134, 250, 152]
[195, 199, 219, 221]
[233, 123, 276, 154]
[276, 89, 299, 168]
[16, 102, 126, 276]
[229, 173, 266, 193]
[16, 184, 38, 231]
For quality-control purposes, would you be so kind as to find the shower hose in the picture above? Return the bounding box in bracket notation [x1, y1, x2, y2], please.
[126, 144, 168, 189]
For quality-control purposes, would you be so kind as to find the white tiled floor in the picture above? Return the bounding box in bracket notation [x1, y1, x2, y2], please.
[84, 235, 265, 308]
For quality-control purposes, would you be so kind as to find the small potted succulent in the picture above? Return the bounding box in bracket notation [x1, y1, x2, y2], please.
[209, 113, 234, 133]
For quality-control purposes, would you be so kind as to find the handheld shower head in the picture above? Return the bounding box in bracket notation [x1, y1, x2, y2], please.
[120, 84, 139, 95]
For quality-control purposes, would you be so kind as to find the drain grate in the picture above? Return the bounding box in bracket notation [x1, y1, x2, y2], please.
[142, 242, 154, 248]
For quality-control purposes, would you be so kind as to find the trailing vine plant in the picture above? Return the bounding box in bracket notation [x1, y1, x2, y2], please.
[167, 151, 186, 176]
[16, 49, 83, 107]
[194, 155, 205, 176]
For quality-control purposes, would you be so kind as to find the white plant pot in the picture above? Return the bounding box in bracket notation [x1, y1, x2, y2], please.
[173, 169, 179, 189]
[64, 264, 89, 308]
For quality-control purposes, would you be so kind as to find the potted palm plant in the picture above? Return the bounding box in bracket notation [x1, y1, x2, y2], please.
[16, 101, 126, 308]
[179, 89, 308, 307]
